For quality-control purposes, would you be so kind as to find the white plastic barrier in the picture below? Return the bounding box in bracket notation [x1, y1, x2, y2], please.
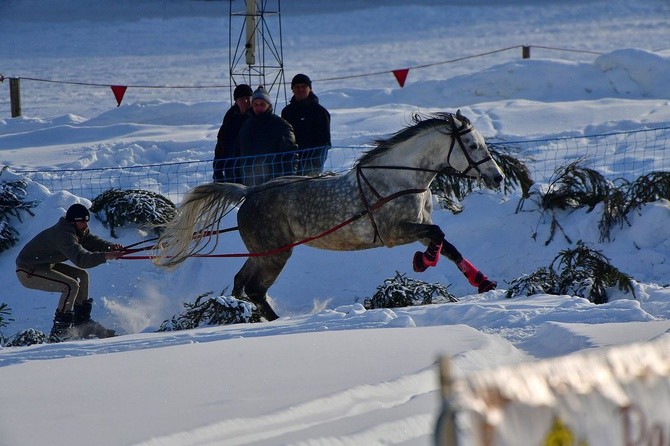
[436, 335, 670, 446]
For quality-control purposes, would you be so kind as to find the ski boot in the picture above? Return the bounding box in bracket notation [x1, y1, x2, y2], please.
[49, 310, 75, 343]
[73, 299, 116, 339]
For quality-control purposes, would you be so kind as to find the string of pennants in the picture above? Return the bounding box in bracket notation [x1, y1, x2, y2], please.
[108, 68, 411, 107]
[10, 46, 597, 107]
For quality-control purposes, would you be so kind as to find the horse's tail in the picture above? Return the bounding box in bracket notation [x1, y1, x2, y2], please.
[153, 182, 248, 268]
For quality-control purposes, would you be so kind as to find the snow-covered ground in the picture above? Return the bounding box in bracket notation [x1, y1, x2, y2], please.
[1, 1, 669, 445]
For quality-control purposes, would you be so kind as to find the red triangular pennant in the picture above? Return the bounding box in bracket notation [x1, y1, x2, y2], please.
[392, 68, 410, 88]
[111, 85, 128, 107]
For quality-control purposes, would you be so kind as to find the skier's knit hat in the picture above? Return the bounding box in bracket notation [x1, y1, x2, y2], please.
[66, 203, 90, 222]
[251, 86, 272, 106]
[291, 73, 312, 88]
[233, 84, 253, 100]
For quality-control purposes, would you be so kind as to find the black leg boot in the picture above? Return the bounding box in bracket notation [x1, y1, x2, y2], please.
[73, 299, 116, 339]
[49, 310, 75, 342]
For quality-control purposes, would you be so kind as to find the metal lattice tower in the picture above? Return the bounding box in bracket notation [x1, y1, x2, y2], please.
[229, 0, 286, 107]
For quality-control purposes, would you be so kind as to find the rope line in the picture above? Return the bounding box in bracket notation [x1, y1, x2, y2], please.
[3, 44, 604, 89]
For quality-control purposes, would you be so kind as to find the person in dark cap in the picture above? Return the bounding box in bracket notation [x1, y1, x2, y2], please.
[15, 203, 125, 341]
[213, 83, 253, 183]
[234, 85, 299, 185]
[281, 73, 331, 175]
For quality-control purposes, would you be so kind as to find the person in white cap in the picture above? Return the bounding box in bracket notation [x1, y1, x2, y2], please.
[234, 85, 298, 185]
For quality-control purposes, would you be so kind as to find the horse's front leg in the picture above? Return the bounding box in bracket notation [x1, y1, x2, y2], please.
[401, 222, 497, 293]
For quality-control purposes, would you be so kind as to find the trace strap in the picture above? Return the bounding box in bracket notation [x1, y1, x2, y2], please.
[119, 188, 426, 260]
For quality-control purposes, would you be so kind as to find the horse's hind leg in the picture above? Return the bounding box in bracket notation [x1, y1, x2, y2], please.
[232, 253, 291, 321]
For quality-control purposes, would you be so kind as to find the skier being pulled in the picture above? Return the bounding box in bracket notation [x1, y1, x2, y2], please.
[15, 203, 124, 341]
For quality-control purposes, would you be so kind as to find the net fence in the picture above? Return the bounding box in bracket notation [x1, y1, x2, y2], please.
[9, 126, 670, 203]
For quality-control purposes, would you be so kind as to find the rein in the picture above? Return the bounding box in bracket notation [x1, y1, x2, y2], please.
[119, 187, 425, 260]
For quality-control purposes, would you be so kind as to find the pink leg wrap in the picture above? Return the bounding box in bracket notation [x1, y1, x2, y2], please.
[412, 240, 443, 272]
[457, 258, 485, 287]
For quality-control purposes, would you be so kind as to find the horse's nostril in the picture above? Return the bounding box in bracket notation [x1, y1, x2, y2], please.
[495, 175, 503, 184]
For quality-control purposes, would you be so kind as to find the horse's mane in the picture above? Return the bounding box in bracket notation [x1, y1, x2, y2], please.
[355, 112, 470, 166]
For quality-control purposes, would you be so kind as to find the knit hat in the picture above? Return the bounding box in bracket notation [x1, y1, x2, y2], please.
[66, 203, 90, 222]
[251, 86, 272, 106]
[233, 84, 253, 100]
[291, 73, 312, 88]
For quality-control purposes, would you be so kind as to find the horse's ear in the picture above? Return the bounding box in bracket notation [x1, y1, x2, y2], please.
[446, 113, 455, 126]
[455, 109, 470, 125]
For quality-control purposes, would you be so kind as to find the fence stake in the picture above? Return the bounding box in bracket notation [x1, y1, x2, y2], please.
[10, 77, 22, 118]
[522, 46, 531, 59]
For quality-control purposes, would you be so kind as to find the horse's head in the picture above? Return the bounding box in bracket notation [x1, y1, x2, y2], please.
[441, 110, 503, 189]
[357, 111, 504, 190]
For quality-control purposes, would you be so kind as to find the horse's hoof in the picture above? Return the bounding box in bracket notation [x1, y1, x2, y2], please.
[247, 297, 280, 321]
[478, 279, 497, 293]
[412, 251, 428, 272]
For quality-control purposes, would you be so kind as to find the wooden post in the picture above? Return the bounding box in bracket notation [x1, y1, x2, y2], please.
[435, 356, 459, 446]
[9, 77, 21, 118]
[522, 46, 531, 59]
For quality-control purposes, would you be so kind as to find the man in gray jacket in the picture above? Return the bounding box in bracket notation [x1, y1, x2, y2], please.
[15, 203, 124, 341]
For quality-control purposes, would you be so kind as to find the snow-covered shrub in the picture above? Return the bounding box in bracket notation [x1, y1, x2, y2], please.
[364, 271, 458, 309]
[0, 175, 37, 253]
[517, 162, 612, 245]
[158, 292, 262, 331]
[506, 241, 635, 304]
[90, 188, 176, 238]
[600, 171, 670, 241]
[540, 161, 611, 212]
[431, 144, 533, 212]
[4, 328, 49, 347]
[518, 162, 670, 244]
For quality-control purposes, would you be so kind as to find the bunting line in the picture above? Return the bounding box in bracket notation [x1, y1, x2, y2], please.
[4, 44, 607, 104]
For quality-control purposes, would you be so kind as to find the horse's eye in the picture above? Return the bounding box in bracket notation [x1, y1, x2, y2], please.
[469, 144, 478, 150]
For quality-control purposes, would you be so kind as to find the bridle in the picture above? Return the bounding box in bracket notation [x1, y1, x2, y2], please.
[358, 118, 493, 180]
[354, 116, 494, 244]
[442, 118, 494, 179]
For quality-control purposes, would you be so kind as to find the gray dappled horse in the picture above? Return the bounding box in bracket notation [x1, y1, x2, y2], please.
[155, 111, 504, 320]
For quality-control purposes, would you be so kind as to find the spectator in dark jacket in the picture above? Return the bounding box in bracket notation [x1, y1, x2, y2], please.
[235, 86, 298, 186]
[213, 83, 253, 183]
[281, 73, 331, 175]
